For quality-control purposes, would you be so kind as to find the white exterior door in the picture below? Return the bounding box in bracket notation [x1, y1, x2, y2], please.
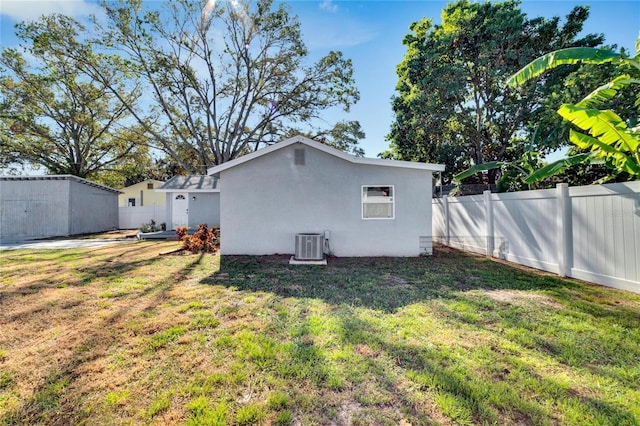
[171, 193, 189, 229]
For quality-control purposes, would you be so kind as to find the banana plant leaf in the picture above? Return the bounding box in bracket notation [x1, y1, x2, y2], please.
[523, 153, 591, 184]
[576, 75, 640, 108]
[507, 47, 621, 87]
[570, 131, 640, 175]
[454, 161, 505, 182]
[558, 104, 639, 152]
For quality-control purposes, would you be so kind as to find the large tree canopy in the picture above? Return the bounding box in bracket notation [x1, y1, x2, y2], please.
[0, 15, 149, 186]
[40, 0, 360, 174]
[386, 0, 605, 184]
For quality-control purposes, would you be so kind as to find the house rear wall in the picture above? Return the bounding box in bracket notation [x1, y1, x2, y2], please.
[220, 142, 433, 256]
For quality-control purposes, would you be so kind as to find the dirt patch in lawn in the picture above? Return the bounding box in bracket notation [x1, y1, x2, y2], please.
[484, 289, 565, 309]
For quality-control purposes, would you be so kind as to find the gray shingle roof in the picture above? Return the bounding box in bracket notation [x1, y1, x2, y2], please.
[156, 175, 219, 192]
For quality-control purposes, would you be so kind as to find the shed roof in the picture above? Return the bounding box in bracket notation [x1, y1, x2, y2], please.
[207, 135, 445, 177]
[0, 174, 122, 194]
[156, 175, 219, 192]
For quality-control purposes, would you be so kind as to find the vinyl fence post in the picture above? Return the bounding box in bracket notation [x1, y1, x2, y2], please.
[443, 195, 450, 246]
[556, 183, 570, 277]
[484, 190, 494, 257]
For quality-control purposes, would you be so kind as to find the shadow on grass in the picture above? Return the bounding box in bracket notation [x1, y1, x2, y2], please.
[3, 243, 638, 425]
[0, 248, 206, 425]
[208, 246, 573, 313]
[204, 245, 640, 424]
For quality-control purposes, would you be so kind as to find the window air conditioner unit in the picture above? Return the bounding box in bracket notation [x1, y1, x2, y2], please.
[295, 233, 324, 260]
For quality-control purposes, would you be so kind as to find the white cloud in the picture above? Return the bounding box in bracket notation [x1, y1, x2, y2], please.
[0, 0, 101, 21]
[303, 16, 377, 50]
[319, 0, 338, 13]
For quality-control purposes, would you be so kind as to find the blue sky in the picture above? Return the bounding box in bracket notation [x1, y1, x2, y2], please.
[1, 0, 639, 158]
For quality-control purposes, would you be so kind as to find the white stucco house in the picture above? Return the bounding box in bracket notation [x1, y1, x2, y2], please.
[206, 136, 445, 257]
[156, 175, 220, 230]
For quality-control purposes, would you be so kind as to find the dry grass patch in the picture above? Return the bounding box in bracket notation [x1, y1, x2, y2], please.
[1, 243, 639, 425]
[484, 289, 565, 309]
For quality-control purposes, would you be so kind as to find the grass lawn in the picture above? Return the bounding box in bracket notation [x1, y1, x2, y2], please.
[0, 242, 639, 425]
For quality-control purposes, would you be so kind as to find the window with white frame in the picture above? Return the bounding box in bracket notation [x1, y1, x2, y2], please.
[362, 185, 394, 219]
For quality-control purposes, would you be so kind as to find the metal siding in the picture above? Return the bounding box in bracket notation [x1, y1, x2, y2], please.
[0, 180, 70, 239]
[69, 180, 119, 234]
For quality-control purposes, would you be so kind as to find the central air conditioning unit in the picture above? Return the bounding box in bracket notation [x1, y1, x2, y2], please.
[295, 233, 324, 260]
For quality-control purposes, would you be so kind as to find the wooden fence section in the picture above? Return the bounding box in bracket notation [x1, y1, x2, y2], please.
[433, 181, 640, 293]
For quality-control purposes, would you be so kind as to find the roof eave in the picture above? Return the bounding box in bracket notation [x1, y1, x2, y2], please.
[0, 174, 123, 193]
[206, 135, 446, 175]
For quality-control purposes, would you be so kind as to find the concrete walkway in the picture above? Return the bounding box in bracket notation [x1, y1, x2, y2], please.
[0, 239, 134, 251]
[137, 230, 180, 240]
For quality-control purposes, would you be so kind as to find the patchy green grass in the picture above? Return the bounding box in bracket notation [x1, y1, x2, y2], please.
[1, 241, 639, 425]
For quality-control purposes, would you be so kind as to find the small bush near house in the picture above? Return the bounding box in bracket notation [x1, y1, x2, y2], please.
[176, 224, 219, 253]
[139, 220, 159, 233]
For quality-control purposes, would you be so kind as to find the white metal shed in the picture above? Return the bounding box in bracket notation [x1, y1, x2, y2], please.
[0, 175, 121, 241]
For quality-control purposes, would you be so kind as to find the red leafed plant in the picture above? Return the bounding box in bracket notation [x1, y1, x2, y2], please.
[175, 224, 219, 253]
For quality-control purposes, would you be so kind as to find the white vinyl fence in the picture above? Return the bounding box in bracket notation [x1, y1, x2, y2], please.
[118, 205, 166, 230]
[433, 181, 640, 293]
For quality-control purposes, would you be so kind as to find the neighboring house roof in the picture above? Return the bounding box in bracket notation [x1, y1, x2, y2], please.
[0, 174, 122, 194]
[156, 175, 220, 192]
[207, 135, 446, 176]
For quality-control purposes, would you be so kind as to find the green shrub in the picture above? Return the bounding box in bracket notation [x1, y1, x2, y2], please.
[139, 219, 159, 233]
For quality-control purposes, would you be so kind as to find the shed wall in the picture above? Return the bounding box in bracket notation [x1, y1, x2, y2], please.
[69, 180, 119, 234]
[220, 143, 433, 256]
[0, 180, 71, 240]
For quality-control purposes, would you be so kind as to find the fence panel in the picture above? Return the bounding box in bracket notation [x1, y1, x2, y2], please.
[119, 205, 166, 230]
[432, 198, 447, 244]
[568, 183, 640, 291]
[433, 181, 640, 293]
[447, 194, 486, 254]
[492, 190, 559, 273]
